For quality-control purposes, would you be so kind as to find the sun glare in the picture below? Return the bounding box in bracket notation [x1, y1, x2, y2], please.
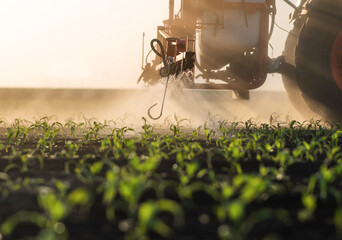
[0, 0, 292, 90]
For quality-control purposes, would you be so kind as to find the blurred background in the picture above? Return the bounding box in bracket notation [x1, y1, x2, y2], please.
[0, 0, 296, 90]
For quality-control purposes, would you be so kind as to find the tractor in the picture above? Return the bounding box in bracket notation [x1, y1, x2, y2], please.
[138, 0, 342, 121]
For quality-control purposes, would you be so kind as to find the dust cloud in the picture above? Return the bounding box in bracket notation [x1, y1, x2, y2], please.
[0, 86, 309, 131]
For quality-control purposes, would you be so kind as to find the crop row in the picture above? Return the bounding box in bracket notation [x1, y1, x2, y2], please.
[0, 117, 342, 239]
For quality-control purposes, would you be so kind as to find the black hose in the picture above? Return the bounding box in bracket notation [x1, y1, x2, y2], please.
[150, 39, 167, 67]
[147, 39, 171, 120]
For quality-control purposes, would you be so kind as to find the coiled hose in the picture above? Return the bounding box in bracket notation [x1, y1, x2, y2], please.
[148, 39, 171, 120]
[151, 39, 167, 68]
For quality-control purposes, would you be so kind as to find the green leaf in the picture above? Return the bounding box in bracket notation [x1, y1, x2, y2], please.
[259, 165, 268, 176]
[68, 188, 90, 206]
[228, 200, 244, 222]
[307, 175, 317, 193]
[138, 202, 155, 227]
[321, 165, 333, 182]
[153, 220, 172, 238]
[119, 179, 136, 202]
[197, 169, 208, 178]
[55, 180, 69, 195]
[4, 163, 20, 172]
[106, 170, 116, 183]
[180, 175, 189, 185]
[90, 162, 103, 175]
[233, 175, 244, 188]
[157, 199, 184, 228]
[50, 200, 67, 221]
[186, 162, 199, 178]
[0, 211, 46, 236]
[222, 185, 234, 200]
[302, 194, 316, 211]
[241, 177, 266, 203]
[38, 193, 67, 221]
[216, 206, 227, 222]
[103, 188, 116, 205]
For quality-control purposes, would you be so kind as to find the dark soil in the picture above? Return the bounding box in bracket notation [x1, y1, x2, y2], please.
[0, 137, 339, 240]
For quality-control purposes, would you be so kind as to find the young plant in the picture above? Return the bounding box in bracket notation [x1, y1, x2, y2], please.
[129, 199, 184, 239]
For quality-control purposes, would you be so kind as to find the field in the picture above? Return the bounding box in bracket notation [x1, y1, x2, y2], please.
[0, 88, 301, 122]
[0, 115, 342, 240]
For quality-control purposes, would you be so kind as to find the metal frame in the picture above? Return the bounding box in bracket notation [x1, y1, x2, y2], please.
[192, 0, 274, 90]
[140, 0, 280, 90]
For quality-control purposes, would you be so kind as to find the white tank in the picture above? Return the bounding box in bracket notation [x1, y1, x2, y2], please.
[196, 0, 265, 70]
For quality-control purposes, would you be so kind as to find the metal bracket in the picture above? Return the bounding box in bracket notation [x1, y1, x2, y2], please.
[267, 56, 286, 73]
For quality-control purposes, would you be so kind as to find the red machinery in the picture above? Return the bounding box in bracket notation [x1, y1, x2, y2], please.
[138, 0, 342, 121]
[139, 0, 275, 92]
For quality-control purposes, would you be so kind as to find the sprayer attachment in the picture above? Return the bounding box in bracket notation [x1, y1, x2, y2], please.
[147, 40, 172, 120]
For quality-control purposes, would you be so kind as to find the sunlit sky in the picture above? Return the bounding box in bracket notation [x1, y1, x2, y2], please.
[0, 0, 296, 90]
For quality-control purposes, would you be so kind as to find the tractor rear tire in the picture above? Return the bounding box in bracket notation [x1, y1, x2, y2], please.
[282, 0, 342, 122]
[282, 18, 315, 119]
